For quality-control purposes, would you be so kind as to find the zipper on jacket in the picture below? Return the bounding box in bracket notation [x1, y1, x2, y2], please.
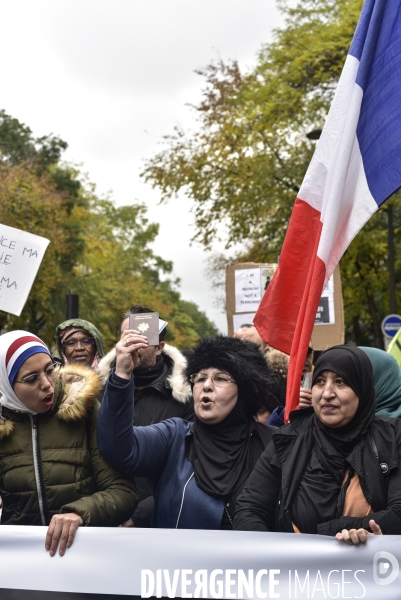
[30, 415, 49, 526]
[175, 472, 194, 528]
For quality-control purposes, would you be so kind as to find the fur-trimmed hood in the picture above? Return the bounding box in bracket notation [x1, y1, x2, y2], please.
[97, 343, 191, 404]
[267, 349, 289, 380]
[56, 364, 101, 421]
[0, 364, 101, 439]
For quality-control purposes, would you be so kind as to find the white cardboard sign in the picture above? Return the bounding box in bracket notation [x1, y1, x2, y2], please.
[0, 224, 49, 316]
[234, 268, 262, 312]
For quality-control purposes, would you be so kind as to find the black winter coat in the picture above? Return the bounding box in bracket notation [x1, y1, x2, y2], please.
[233, 409, 401, 535]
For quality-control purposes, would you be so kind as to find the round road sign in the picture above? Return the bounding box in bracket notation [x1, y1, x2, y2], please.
[381, 314, 401, 338]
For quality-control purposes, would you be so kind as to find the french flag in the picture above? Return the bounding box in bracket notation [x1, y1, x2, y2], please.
[254, 0, 401, 421]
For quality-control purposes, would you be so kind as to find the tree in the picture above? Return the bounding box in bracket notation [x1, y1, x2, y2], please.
[0, 109, 68, 169]
[174, 300, 219, 342]
[66, 197, 217, 349]
[0, 109, 88, 278]
[142, 0, 400, 346]
[142, 0, 362, 251]
[340, 197, 401, 348]
[0, 112, 218, 349]
[0, 164, 90, 331]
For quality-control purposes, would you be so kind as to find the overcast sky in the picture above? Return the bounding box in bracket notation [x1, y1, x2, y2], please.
[0, 0, 283, 332]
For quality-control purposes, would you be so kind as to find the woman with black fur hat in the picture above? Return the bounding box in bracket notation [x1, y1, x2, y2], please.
[97, 333, 275, 529]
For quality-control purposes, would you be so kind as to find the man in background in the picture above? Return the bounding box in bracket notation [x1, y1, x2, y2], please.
[299, 343, 315, 409]
[234, 323, 268, 353]
[234, 324, 286, 424]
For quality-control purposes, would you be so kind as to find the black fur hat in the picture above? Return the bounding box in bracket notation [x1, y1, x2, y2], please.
[185, 335, 274, 417]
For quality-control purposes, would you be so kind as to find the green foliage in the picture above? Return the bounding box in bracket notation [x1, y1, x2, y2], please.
[142, 0, 399, 346]
[63, 198, 220, 349]
[0, 109, 67, 170]
[0, 163, 72, 334]
[340, 197, 401, 348]
[0, 112, 217, 350]
[142, 0, 363, 253]
[175, 300, 219, 343]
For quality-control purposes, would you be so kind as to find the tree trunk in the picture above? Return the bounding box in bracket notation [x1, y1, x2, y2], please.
[367, 294, 384, 349]
[352, 316, 362, 346]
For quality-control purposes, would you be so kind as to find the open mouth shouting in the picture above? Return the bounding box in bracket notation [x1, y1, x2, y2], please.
[200, 395, 213, 408]
[42, 393, 54, 408]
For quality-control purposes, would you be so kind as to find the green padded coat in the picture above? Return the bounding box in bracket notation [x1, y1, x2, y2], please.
[0, 364, 137, 526]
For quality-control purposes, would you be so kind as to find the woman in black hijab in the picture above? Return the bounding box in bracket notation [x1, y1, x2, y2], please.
[98, 334, 276, 529]
[233, 345, 401, 543]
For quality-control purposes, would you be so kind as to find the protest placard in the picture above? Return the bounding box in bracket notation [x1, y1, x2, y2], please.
[0, 223, 49, 316]
[311, 265, 344, 351]
[226, 263, 278, 336]
[226, 263, 344, 349]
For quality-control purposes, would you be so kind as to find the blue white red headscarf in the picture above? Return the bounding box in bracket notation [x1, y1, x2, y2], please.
[0, 330, 51, 415]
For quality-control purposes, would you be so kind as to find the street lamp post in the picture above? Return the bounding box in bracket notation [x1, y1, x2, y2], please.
[386, 204, 397, 314]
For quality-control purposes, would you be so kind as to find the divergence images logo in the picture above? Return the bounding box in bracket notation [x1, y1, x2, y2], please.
[373, 551, 399, 586]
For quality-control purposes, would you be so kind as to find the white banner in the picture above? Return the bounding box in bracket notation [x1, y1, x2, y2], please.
[1, 526, 401, 598]
[0, 223, 49, 316]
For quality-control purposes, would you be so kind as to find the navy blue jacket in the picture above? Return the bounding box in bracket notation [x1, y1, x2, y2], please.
[267, 406, 284, 428]
[97, 374, 273, 529]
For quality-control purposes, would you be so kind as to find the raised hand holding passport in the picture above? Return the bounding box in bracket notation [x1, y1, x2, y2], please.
[116, 330, 148, 378]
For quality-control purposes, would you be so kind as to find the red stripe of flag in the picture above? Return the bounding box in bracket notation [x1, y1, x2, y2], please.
[254, 198, 324, 422]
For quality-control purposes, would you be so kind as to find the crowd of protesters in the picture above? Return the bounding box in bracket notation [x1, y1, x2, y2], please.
[0, 305, 400, 556]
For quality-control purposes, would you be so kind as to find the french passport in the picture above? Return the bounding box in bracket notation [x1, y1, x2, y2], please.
[129, 312, 160, 345]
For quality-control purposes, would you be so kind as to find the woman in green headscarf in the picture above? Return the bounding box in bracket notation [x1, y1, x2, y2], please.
[55, 319, 106, 369]
[360, 347, 401, 418]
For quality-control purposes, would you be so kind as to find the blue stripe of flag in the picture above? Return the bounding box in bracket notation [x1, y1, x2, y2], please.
[350, 0, 401, 206]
